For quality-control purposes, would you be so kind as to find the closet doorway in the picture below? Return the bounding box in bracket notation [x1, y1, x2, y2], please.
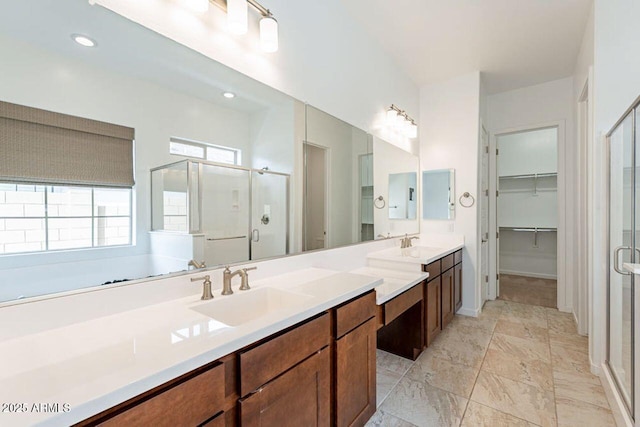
[495, 126, 559, 308]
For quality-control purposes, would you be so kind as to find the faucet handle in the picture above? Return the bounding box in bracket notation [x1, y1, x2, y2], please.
[190, 275, 213, 300]
[239, 266, 257, 291]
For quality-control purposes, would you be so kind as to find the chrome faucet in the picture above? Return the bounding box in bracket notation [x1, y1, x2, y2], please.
[190, 275, 213, 300]
[400, 234, 419, 249]
[188, 259, 206, 270]
[222, 266, 258, 295]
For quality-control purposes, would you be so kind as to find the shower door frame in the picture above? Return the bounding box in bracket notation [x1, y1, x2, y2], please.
[150, 159, 290, 259]
[605, 94, 640, 422]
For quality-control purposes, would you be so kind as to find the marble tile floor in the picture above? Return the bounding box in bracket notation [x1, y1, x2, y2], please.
[366, 299, 616, 427]
[498, 274, 557, 308]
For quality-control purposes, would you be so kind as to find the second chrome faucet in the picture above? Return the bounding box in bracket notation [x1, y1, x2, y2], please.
[222, 266, 258, 295]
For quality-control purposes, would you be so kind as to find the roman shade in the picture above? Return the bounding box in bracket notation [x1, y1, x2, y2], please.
[0, 101, 135, 188]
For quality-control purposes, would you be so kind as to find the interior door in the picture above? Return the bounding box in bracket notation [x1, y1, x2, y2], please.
[250, 170, 288, 261]
[607, 111, 635, 417]
[303, 143, 327, 251]
[481, 126, 490, 302]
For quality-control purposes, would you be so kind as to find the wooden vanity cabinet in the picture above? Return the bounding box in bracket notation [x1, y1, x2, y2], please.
[441, 267, 455, 328]
[425, 274, 442, 346]
[376, 283, 424, 360]
[454, 259, 463, 312]
[239, 313, 331, 426]
[423, 249, 463, 346]
[333, 291, 377, 427]
[239, 348, 330, 427]
[77, 355, 238, 427]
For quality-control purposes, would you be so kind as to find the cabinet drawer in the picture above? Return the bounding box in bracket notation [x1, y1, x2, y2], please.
[240, 313, 330, 396]
[99, 362, 225, 427]
[454, 249, 462, 265]
[384, 284, 423, 325]
[240, 348, 330, 427]
[335, 291, 376, 338]
[423, 260, 441, 280]
[442, 253, 454, 272]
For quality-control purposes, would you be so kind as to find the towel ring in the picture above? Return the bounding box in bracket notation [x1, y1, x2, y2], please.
[374, 196, 386, 209]
[459, 192, 475, 208]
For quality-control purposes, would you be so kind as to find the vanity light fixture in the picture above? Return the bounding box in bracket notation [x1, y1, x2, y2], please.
[385, 105, 418, 139]
[222, 91, 236, 98]
[190, 0, 279, 53]
[71, 34, 97, 47]
[227, 0, 248, 35]
[180, 0, 210, 14]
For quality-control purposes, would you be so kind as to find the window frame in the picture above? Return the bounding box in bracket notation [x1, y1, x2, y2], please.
[169, 137, 241, 165]
[0, 183, 133, 255]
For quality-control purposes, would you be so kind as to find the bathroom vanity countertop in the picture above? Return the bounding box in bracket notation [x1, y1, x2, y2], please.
[0, 268, 381, 427]
[350, 267, 429, 305]
[367, 243, 464, 269]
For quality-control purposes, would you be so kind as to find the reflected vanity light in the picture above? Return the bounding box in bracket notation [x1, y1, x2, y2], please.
[176, 0, 279, 53]
[222, 91, 236, 98]
[385, 105, 418, 139]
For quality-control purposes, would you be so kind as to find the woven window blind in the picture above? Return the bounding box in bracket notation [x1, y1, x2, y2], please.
[0, 101, 135, 187]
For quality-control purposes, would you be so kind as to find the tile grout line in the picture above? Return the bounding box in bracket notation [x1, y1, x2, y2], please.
[546, 307, 561, 426]
[457, 308, 501, 426]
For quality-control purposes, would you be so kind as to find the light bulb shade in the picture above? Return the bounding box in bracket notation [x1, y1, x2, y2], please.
[260, 16, 278, 53]
[227, 0, 248, 35]
[408, 122, 418, 139]
[180, 0, 209, 13]
[386, 108, 398, 125]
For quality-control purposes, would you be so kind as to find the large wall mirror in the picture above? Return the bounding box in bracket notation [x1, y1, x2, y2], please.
[0, 1, 417, 303]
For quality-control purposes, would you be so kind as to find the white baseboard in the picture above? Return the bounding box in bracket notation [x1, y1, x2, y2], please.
[499, 269, 557, 280]
[457, 307, 480, 317]
[600, 363, 633, 427]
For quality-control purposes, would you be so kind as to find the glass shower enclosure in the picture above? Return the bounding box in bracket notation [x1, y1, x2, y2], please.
[151, 159, 289, 267]
[607, 95, 640, 420]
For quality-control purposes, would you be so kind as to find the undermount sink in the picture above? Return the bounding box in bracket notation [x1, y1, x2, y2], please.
[190, 287, 313, 326]
[401, 246, 444, 258]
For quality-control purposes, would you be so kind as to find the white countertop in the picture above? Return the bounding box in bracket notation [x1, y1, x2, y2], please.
[350, 267, 429, 305]
[0, 268, 381, 427]
[367, 244, 464, 267]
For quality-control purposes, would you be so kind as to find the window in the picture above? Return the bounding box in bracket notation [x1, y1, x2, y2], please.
[170, 137, 241, 165]
[0, 183, 131, 255]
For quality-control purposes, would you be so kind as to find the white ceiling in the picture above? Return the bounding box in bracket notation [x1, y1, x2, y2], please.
[341, 0, 592, 94]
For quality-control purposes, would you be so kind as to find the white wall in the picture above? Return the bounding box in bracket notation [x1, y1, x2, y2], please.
[486, 77, 574, 312]
[91, 0, 420, 155]
[420, 72, 482, 316]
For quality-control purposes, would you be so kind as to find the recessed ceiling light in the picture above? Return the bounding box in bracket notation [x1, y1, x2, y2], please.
[71, 34, 97, 48]
[223, 92, 236, 99]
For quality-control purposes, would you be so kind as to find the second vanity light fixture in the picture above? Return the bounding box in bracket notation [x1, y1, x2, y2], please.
[180, 0, 279, 53]
[386, 105, 418, 139]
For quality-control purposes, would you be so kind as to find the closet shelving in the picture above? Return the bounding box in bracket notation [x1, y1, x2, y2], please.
[498, 172, 557, 196]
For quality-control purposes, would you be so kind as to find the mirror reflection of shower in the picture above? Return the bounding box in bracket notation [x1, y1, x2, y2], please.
[150, 159, 289, 268]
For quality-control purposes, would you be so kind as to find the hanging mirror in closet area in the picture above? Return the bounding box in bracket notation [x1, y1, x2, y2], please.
[495, 127, 558, 307]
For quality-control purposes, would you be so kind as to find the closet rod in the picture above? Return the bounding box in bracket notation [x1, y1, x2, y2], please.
[499, 227, 557, 232]
[499, 172, 557, 179]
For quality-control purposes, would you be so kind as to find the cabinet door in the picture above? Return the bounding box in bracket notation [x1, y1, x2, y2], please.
[425, 276, 442, 346]
[441, 268, 454, 328]
[240, 348, 330, 427]
[335, 317, 376, 427]
[454, 262, 463, 312]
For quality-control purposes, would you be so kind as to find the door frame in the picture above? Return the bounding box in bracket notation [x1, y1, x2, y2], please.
[489, 120, 567, 311]
[302, 141, 330, 250]
[480, 123, 490, 304]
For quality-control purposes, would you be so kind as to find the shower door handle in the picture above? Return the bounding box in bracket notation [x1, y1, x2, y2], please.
[613, 246, 632, 275]
[252, 229, 260, 242]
